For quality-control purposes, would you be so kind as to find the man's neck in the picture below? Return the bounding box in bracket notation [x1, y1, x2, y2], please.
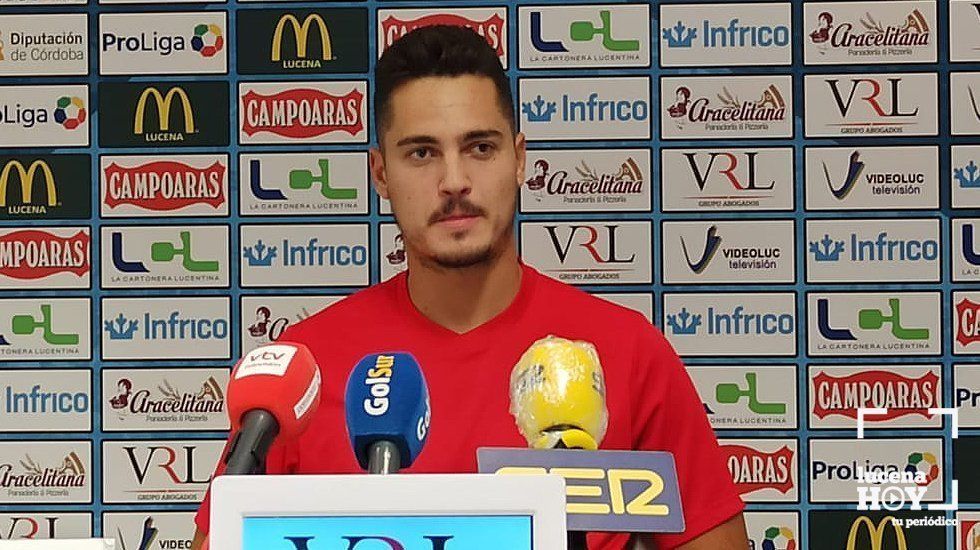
[405, 244, 522, 335]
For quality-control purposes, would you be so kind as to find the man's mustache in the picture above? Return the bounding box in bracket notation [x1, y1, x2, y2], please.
[429, 198, 486, 225]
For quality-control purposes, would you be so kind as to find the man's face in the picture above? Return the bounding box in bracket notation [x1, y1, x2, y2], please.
[370, 75, 526, 269]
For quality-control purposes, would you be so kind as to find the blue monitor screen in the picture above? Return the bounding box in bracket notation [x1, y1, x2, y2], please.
[242, 515, 533, 550]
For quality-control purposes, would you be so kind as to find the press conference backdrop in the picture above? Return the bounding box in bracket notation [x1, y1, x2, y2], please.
[0, 0, 977, 548]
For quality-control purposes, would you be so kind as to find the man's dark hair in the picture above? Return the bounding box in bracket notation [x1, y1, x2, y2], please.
[374, 25, 515, 140]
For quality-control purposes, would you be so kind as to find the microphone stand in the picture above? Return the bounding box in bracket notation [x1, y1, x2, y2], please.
[223, 409, 279, 475]
[367, 440, 401, 475]
[554, 436, 589, 550]
[568, 531, 589, 550]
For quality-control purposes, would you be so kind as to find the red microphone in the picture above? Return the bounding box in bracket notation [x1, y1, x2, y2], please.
[223, 342, 321, 475]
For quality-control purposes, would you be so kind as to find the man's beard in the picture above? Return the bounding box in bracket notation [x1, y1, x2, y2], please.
[431, 241, 496, 269]
[425, 222, 507, 269]
[412, 195, 512, 269]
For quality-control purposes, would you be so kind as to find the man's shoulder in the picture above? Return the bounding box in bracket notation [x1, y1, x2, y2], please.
[529, 270, 675, 382]
[529, 267, 654, 332]
[285, 275, 401, 338]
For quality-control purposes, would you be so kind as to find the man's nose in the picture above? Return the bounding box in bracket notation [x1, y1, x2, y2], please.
[438, 153, 472, 197]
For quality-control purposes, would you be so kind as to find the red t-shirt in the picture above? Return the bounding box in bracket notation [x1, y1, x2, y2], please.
[196, 264, 743, 549]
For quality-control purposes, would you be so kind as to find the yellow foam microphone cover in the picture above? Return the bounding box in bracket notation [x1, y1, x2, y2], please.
[532, 428, 598, 451]
[509, 335, 608, 449]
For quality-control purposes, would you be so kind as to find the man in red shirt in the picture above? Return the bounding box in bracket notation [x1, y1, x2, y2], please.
[193, 25, 747, 549]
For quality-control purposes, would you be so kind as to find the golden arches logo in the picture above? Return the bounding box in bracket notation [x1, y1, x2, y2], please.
[272, 14, 332, 62]
[846, 516, 907, 550]
[133, 87, 196, 135]
[0, 160, 57, 207]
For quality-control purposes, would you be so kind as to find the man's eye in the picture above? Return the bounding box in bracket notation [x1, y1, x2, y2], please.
[410, 148, 430, 160]
[473, 143, 495, 155]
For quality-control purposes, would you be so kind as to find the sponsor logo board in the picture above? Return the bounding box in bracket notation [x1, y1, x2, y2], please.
[103, 512, 196, 550]
[0, 512, 91, 539]
[955, 291, 980, 355]
[100, 154, 228, 218]
[952, 72, 980, 136]
[0, 85, 88, 147]
[803, 1, 936, 64]
[99, 82, 228, 148]
[953, 219, 980, 282]
[0, 14, 87, 76]
[101, 439, 222, 504]
[0, 227, 89, 289]
[804, 73, 938, 137]
[0, 441, 91, 504]
[662, 220, 795, 284]
[659, 2, 792, 67]
[690, 365, 798, 429]
[100, 225, 229, 289]
[808, 365, 943, 429]
[239, 81, 367, 144]
[521, 149, 651, 213]
[0, 369, 90, 432]
[661, 75, 793, 139]
[719, 438, 799, 502]
[951, 0, 980, 62]
[0, 298, 90, 361]
[661, 147, 794, 212]
[952, 145, 980, 209]
[807, 292, 941, 357]
[378, 7, 507, 67]
[663, 293, 797, 357]
[519, 4, 649, 69]
[240, 153, 368, 215]
[808, 510, 946, 550]
[99, 12, 226, 75]
[240, 224, 370, 287]
[743, 511, 799, 550]
[955, 364, 980, 428]
[102, 368, 228, 431]
[520, 221, 652, 284]
[101, 297, 230, 361]
[519, 77, 650, 141]
[237, 9, 369, 75]
[805, 146, 939, 211]
[805, 218, 940, 283]
[809, 438, 944, 503]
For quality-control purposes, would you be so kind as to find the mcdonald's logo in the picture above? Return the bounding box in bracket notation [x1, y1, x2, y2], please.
[100, 82, 227, 148]
[272, 14, 332, 62]
[0, 160, 57, 208]
[133, 86, 196, 135]
[846, 516, 907, 550]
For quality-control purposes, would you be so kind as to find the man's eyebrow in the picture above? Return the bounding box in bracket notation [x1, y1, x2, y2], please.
[461, 129, 504, 141]
[395, 135, 439, 148]
[394, 129, 504, 148]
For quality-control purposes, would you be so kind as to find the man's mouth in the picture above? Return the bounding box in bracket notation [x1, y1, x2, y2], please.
[435, 213, 480, 229]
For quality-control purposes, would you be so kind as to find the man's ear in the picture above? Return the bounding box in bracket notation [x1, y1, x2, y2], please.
[514, 132, 527, 188]
[369, 147, 389, 200]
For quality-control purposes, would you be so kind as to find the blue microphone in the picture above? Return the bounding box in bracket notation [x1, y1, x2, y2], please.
[344, 352, 431, 474]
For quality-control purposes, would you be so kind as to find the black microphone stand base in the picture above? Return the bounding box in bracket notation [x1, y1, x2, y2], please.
[568, 531, 588, 550]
